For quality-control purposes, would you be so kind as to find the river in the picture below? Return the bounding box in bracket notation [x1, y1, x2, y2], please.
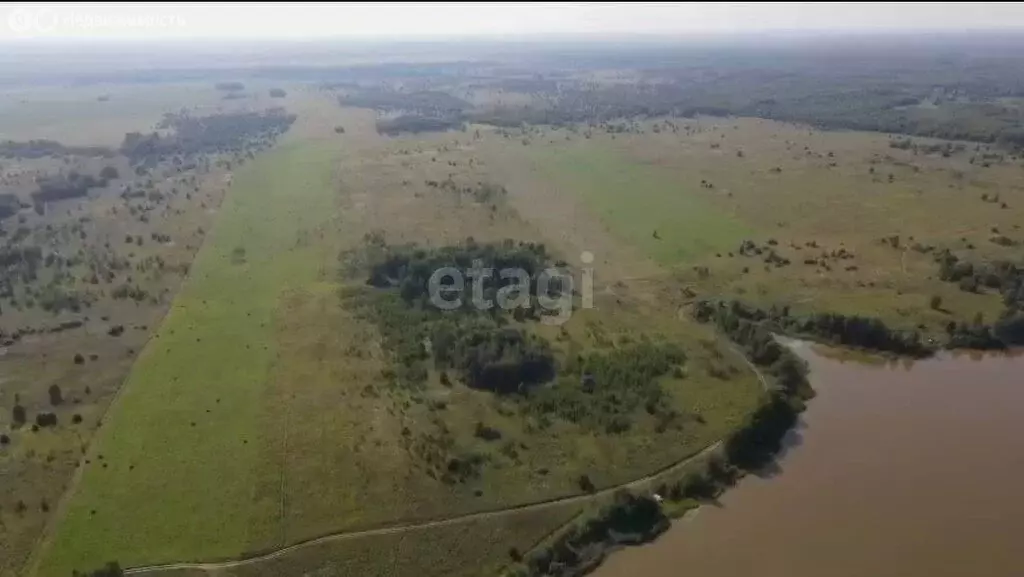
[595, 342, 1024, 577]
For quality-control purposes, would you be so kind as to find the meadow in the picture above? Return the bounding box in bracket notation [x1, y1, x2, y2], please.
[30, 101, 765, 576]
[34, 134, 347, 575]
[524, 142, 750, 264]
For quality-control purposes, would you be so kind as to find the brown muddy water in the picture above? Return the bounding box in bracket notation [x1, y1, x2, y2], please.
[595, 342, 1024, 577]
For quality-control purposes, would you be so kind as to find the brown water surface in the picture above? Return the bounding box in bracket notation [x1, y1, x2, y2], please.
[595, 342, 1024, 577]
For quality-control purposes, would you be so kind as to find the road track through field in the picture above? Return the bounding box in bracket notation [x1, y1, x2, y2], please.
[123, 439, 724, 574]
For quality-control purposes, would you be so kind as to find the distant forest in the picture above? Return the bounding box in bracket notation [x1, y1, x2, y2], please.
[9, 34, 1024, 144]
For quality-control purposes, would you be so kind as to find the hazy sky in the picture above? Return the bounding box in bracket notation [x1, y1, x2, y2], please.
[3, 2, 1024, 41]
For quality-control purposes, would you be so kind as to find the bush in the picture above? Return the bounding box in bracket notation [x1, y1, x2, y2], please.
[578, 474, 596, 493]
[474, 422, 502, 441]
[12, 404, 26, 426]
[99, 166, 119, 180]
[72, 562, 124, 577]
[48, 384, 63, 406]
[522, 491, 667, 577]
[35, 411, 58, 427]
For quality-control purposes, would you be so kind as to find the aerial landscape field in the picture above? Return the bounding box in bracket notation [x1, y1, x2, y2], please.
[3, 5, 1024, 577]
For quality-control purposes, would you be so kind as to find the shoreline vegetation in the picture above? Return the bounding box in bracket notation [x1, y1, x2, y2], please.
[504, 299, 814, 577]
[505, 283, 1024, 577]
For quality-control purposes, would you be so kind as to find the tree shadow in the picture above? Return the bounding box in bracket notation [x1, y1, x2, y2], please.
[750, 418, 807, 479]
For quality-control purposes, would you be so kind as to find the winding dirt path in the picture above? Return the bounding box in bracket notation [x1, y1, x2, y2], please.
[124, 440, 724, 575]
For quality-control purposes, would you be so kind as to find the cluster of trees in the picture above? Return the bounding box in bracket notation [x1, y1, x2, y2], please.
[214, 81, 245, 91]
[424, 179, 508, 204]
[338, 88, 470, 135]
[375, 115, 462, 135]
[31, 172, 108, 204]
[0, 245, 43, 277]
[121, 110, 296, 161]
[0, 193, 24, 219]
[339, 88, 469, 115]
[937, 250, 1023, 307]
[889, 137, 966, 156]
[791, 312, 932, 357]
[517, 490, 669, 577]
[524, 341, 685, 434]
[693, 299, 933, 359]
[366, 239, 556, 309]
[355, 239, 562, 393]
[71, 562, 123, 577]
[442, 321, 555, 393]
[355, 288, 556, 394]
[0, 139, 113, 159]
[935, 251, 1024, 348]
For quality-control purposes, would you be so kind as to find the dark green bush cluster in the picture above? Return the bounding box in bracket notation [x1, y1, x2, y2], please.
[935, 251, 1024, 348]
[518, 491, 668, 577]
[694, 299, 933, 359]
[122, 110, 295, 161]
[72, 562, 123, 577]
[366, 238, 557, 309]
[524, 341, 685, 434]
[0, 139, 113, 159]
[350, 290, 555, 394]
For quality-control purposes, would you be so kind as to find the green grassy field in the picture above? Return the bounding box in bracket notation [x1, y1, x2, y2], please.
[41, 107, 1022, 577]
[146, 501, 586, 577]
[35, 139, 343, 576]
[34, 109, 766, 577]
[526, 142, 750, 265]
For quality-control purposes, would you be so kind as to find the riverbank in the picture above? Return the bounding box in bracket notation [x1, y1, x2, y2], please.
[592, 344, 1024, 577]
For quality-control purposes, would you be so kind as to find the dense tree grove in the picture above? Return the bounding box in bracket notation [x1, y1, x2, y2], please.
[936, 251, 1024, 348]
[0, 139, 113, 159]
[525, 341, 685, 434]
[375, 115, 463, 135]
[365, 239, 558, 311]
[444, 319, 555, 393]
[354, 240, 562, 393]
[355, 239, 686, 435]
[121, 110, 296, 161]
[338, 88, 469, 115]
[518, 491, 669, 577]
[31, 173, 107, 203]
[693, 299, 933, 358]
